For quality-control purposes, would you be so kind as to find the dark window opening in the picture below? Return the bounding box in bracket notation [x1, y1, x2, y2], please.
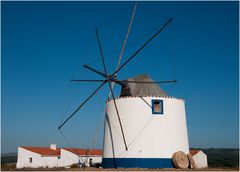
[152, 100, 163, 114]
[89, 158, 93, 167]
[29, 157, 32, 163]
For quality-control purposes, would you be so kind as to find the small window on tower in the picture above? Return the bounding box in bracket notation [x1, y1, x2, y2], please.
[29, 157, 32, 163]
[152, 100, 163, 114]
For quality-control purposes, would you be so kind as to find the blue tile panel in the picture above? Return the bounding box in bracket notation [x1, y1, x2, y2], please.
[102, 158, 174, 168]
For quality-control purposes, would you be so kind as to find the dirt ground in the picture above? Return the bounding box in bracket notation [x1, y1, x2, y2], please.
[11, 167, 239, 171]
[1, 164, 239, 172]
[66, 167, 238, 171]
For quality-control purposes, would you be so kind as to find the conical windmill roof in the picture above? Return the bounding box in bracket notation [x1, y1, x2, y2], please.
[120, 74, 167, 97]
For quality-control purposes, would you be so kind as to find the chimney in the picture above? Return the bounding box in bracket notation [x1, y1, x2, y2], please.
[50, 144, 57, 150]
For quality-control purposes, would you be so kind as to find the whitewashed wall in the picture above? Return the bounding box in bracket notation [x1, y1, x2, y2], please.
[192, 151, 208, 168]
[59, 149, 79, 167]
[17, 147, 102, 168]
[103, 96, 189, 159]
[16, 147, 59, 168]
[58, 149, 102, 167]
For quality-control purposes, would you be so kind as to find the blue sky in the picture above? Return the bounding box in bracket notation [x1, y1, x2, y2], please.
[2, 1, 239, 153]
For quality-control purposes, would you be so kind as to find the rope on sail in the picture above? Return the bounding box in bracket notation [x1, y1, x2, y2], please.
[137, 4, 177, 95]
[59, 2, 138, 164]
[84, 1, 138, 161]
[58, 129, 85, 167]
[108, 1, 138, 100]
[104, 0, 138, 143]
[116, 1, 138, 75]
[166, 20, 177, 95]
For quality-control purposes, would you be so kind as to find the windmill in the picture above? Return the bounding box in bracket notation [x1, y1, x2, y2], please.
[58, 3, 189, 169]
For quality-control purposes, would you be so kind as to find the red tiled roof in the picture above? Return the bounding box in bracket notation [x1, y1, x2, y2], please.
[190, 149, 200, 156]
[20, 146, 60, 156]
[63, 148, 102, 156]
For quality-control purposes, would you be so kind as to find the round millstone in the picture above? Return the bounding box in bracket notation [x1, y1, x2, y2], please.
[172, 151, 189, 169]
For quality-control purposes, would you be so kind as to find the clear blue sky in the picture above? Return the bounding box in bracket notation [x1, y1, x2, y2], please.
[2, 1, 239, 153]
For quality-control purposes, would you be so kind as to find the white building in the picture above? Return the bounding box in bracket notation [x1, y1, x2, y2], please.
[59, 148, 102, 168]
[16, 144, 102, 169]
[102, 75, 189, 168]
[190, 150, 208, 168]
[16, 144, 60, 168]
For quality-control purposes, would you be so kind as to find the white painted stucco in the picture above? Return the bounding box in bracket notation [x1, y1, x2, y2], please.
[16, 147, 60, 168]
[16, 147, 102, 169]
[103, 96, 189, 159]
[59, 149, 102, 167]
[192, 151, 208, 168]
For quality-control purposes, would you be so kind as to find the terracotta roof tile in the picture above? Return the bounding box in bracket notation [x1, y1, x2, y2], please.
[190, 149, 200, 156]
[20, 146, 60, 156]
[63, 148, 102, 156]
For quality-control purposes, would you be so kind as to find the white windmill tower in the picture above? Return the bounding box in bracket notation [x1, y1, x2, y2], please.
[59, 4, 189, 169]
[102, 74, 189, 168]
